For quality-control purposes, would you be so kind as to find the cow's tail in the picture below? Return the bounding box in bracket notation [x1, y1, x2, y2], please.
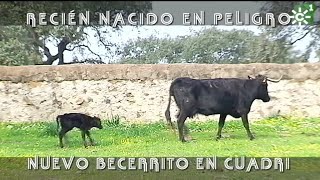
[165, 84, 175, 130]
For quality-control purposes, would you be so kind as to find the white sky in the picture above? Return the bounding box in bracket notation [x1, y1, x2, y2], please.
[46, 25, 318, 64]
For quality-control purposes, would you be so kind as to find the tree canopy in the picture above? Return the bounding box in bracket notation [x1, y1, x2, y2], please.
[117, 27, 304, 64]
[0, 1, 152, 65]
[258, 1, 320, 59]
[0, 1, 318, 66]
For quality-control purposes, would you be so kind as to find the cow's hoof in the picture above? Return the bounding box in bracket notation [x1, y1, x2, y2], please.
[249, 136, 255, 140]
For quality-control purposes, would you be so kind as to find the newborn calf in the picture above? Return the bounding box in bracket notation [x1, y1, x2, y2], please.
[56, 113, 103, 148]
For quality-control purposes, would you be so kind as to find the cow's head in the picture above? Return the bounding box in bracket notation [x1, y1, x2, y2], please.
[92, 116, 103, 129]
[248, 74, 282, 102]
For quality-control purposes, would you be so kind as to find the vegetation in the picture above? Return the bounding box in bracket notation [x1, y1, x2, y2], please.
[118, 28, 304, 64]
[0, 116, 319, 157]
[0, 116, 319, 179]
[258, 1, 320, 62]
[0, 1, 318, 65]
[0, 1, 152, 65]
[259, 1, 320, 46]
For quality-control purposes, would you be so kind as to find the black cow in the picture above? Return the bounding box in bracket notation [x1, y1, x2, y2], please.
[165, 74, 282, 142]
[56, 113, 103, 148]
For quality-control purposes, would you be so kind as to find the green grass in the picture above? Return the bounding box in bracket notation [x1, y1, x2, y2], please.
[0, 115, 319, 157]
[0, 116, 320, 179]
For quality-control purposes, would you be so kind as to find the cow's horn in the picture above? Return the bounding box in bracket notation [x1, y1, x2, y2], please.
[267, 75, 283, 82]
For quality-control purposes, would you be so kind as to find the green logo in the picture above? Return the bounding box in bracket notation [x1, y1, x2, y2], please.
[290, 3, 317, 25]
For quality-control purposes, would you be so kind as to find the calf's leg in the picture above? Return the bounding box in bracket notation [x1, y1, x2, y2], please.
[85, 130, 95, 146]
[241, 114, 255, 140]
[59, 128, 72, 148]
[81, 130, 88, 148]
[216, 114, 227, 140]
[64, 134, 70, 145]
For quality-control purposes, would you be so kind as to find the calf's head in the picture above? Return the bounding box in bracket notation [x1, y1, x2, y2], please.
[91, 116, 103, 129]
[248, 74, 282, 102]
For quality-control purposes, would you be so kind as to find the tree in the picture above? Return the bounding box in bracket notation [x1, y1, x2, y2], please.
[259, 1, 320, 61]
[0, 26, 43, 66]
[0, 1, 152, 65]
[117, 27, 300, 64]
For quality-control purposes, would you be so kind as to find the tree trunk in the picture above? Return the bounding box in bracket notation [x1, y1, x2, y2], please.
[57, 37, 70, 65]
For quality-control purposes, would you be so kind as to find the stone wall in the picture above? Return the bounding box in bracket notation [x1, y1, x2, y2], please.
[0, 63, 320, 123]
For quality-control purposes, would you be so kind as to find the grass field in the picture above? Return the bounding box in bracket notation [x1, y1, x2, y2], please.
[0, 115, 319, 157]
[0, 115, 319, 179]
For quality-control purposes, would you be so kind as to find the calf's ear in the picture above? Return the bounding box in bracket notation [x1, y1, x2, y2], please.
[262, 78, 267, 84]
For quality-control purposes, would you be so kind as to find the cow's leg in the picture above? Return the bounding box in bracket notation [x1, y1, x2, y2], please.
[81, 130, 88, 148]
[85, 130, 95, 146]
[183, 124, 193, 141]
[216, 114, 227, 140]
[177, 111, 188, 142]
[241, 114, 255, 140]
[58, 128, 71, 148]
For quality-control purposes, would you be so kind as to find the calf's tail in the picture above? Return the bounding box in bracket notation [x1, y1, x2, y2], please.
[165, 84, 175, 130]
[56, 115, 61, 134]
